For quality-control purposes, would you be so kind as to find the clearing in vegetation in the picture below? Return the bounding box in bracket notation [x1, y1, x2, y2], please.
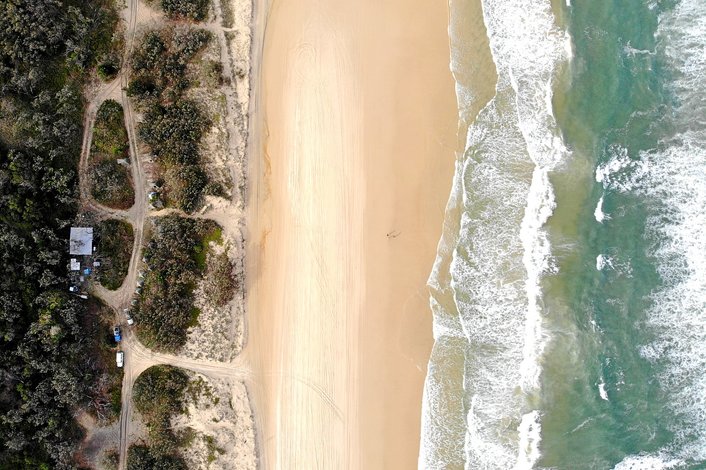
[89, 99, 134, 209]
[97, 219, 134, 290]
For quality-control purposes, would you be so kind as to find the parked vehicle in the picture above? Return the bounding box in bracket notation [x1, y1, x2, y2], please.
[116, 351, 124, 368]
[113, 326, 121, 342]
[123, 308, 135, 326]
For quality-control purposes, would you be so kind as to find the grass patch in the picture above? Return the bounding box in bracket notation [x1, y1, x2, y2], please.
[204, 435, 225, 464]
[97, 219, 134, 290]
[89, 100, 134, 209]
[194, 225, 222, 269]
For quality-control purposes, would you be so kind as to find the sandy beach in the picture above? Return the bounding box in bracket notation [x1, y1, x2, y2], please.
[247, 0, 457, 467]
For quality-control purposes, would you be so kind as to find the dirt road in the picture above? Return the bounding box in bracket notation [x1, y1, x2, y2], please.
[77, 1, 254, 468]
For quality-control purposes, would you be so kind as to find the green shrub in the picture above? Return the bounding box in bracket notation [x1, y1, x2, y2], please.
[127, 444, 187, 470]
[129, 27, 213, 212]
[97, 219, 134, 290]
[131, 365, 190, 467]
[94, 99, 129, 157]
[97, 57, 120, 81]
[204, 252, 237, 307]
[126, 76, 159, 100]
[130, 28, 211, 105]
[160, 0, 210, 21]
[89, 99, 134, 208]
[89, 159, 134, 209]
[164, 164, 207, 213]
[136, 216, 219, 351]
[83, 299, 125, 424]
[133, 365, 189, 422]
[139, 100, 208, 166]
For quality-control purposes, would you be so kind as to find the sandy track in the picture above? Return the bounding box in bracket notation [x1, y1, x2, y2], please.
[75, 0, 256, 468]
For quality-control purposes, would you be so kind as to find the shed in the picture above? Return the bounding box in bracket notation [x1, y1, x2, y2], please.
[69, 227, 93, 255]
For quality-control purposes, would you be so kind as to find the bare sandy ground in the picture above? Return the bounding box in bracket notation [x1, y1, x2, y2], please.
[248, 0, 457, 467]
[173, 374, 256, 470]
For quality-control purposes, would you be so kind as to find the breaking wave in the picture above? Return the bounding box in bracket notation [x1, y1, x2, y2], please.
[420, 0, 570, 467]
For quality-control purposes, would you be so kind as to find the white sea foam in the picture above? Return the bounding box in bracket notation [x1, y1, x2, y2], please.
[624, 42, 656, 57]
[613, 454, 682, 470]
[519, 168, 557, 392]
[598, 380, 609, 401]
[608, 0, 706, 463]
[595, 195, 610, 223]
[515, 411, 542, 469]
[450, 0, 569, 466]
[421, 0, 570, 465]
[596, 254, 615, 271]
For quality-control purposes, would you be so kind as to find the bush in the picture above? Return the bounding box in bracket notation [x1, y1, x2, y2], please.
[130, 28, 211, 105]
[129, 27, 212, 212]
[204, 252, 237, 307]
[136, 216, 218, 351]
[131, 365, 190, 468]
[94, 99, 129, 157]
[82, 299, 124, 425]
[97, 57, 120, 81]
[97, 219, 134, 290]
[127, 444, 187, 470]
[164, 164, 207, 213]
[160, 0, 210, 21]
[139, 100, 208, 166]
[133, 365, 189, 422]
[126, 76, 159, 100]
[89, 99, 134, 208]
[89, 159, 134, 209]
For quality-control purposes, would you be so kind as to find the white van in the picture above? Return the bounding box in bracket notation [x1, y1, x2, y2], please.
[116, 351, 124, 368]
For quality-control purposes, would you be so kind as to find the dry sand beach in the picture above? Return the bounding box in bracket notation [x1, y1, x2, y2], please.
[247, 0, 457, 467]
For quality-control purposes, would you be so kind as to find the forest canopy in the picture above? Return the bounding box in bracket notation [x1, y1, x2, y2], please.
[0, 0, 120, 468]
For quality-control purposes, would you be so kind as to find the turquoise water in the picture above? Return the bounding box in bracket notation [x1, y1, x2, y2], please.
[420, 0, 706, 468]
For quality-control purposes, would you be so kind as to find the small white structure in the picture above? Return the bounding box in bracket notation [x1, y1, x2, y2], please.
[69, 227, 93, 255]
[70, 258, 80, 271]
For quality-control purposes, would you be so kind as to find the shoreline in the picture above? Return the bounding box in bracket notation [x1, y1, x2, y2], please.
[246, 0, 458, 466]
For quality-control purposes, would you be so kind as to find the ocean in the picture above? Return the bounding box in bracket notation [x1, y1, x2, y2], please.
[419, 0, 706, 468]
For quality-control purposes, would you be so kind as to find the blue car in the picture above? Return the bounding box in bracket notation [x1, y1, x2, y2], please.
[113, 326, 121, 342]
